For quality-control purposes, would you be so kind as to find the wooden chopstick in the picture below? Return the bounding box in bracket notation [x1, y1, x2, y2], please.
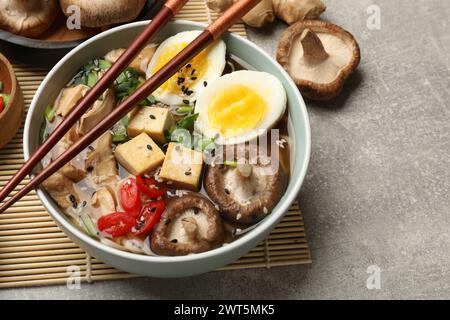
[0, 0, 262, 213]
[0, 0, 189, 205]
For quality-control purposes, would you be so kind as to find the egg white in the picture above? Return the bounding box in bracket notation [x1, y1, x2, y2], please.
[195, 70, 287, 145]
[146, 31, 226, 106]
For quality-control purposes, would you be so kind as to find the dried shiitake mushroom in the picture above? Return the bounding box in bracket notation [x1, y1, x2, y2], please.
[277, 20, 361, 101]
[272, 0, 326, 25]
[0, 0, 58, 37]
[59, 0, 147, 28]
[207, 0, 274, 28]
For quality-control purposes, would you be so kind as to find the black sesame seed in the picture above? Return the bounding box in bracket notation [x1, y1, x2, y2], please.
[149, 114, 156, 119]
[86, 166, 94, 172]
[191, 77, 197, 80]
[165, 218, 171, 225]
[185, 171, 192, 176]
[186, 64, 191, 68]
[181, 85, 186, 91]
[193, 208, 199, 215]
[146, 144, 152, 150]
[171, 239, 178, 243]
[182, 99, 190, 105]
[224, 188, 230, 195]
[69, 194, 76, 203]
[82, 201, 87, 207]
[88, 146, 95, 151]
[150, 207, 156, 212]
[72, 202, 78, 209]
[203, 81, 208, 87]
[191, 69, 196, 75]
[186, 90, 193, 96]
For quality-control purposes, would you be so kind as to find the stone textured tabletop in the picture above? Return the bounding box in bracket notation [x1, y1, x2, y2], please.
[2, 0, 450, 299]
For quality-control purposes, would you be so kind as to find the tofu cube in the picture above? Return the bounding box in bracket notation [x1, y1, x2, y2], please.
[127, 106, 173, 144]
[115, 133, 165, 176]
[159, 143, 203, 191]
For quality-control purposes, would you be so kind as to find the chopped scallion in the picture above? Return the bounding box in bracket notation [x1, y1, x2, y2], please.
[44, 104, 55, 123]
[177, 106, 193, 114]
[87, 71, 98, 87]
[98, 59, 112, 70]
[80, 215, 98, 237]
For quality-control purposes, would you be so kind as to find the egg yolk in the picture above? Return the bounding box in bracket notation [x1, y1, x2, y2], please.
[207, 85, 267, 137]
[152, 41, 210, 95]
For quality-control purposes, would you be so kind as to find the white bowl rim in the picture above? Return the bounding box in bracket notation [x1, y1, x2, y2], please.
[24, 20, 311, 265]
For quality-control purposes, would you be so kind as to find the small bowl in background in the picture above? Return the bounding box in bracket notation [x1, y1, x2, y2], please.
[0, 53, 24, 149]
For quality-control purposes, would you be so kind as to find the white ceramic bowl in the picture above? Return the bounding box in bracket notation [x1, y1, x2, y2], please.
[24, 20, 311, 277]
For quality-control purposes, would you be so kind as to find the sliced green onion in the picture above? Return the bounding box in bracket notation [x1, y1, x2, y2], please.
[39, 121, 47, 144]
[146, 95, 156, 104]
[0, 81, 3, 92]
[98, 59, 112, 70]
[87, 71, 98, 87]
[112, 134, 128, 143]
[177, 106, 193, 114]
[73, 75, 87, 86]
[120, 115, 129, 127]
[80, 215, 98, 237]
[112, 126, 129, 143]
[44, 104, 55, 123]
[176, 113, 199, 130]
[224, 160, 238, 168]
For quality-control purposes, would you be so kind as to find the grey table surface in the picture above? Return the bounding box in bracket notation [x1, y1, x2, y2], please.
[2, 0, 450, 300]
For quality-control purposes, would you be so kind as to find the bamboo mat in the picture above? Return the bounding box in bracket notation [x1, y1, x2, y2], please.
[0, 0, 311, 289]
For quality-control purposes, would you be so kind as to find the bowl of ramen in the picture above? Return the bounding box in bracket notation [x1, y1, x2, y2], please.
[24, 20, 310, 277]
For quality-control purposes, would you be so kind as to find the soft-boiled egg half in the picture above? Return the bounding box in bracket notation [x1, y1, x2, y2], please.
[195, 70, 287, 145]
[146, 31, 226, 106]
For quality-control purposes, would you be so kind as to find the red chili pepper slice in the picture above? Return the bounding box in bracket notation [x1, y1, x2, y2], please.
[136, 175, 167, 199]
[0, 96, 3, 113]
[133, 200, 165, 237]
[97, 212, 135, 238]
[119, 177, 141, 217]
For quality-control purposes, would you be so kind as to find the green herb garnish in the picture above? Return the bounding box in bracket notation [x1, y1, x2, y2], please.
[44, 104, 55, 123]
[176, 113, 198, 130]
[87, 71, 98, 87]
[39, 121, 47, 144]
[80, 215, 98, 237]
[177, 106, 193, 114]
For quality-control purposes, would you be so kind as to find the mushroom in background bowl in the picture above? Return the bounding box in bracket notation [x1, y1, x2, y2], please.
[0, 0, 162, 68]
[24, 21, 310, 277]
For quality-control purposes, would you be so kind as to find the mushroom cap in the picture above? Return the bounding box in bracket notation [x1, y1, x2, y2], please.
[59, 0, 147, 28]
[277, 20, 360, 101]
[0, 0, 58, 37]
[204, 146, 288, 224]
[151, 194, 224, 256]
